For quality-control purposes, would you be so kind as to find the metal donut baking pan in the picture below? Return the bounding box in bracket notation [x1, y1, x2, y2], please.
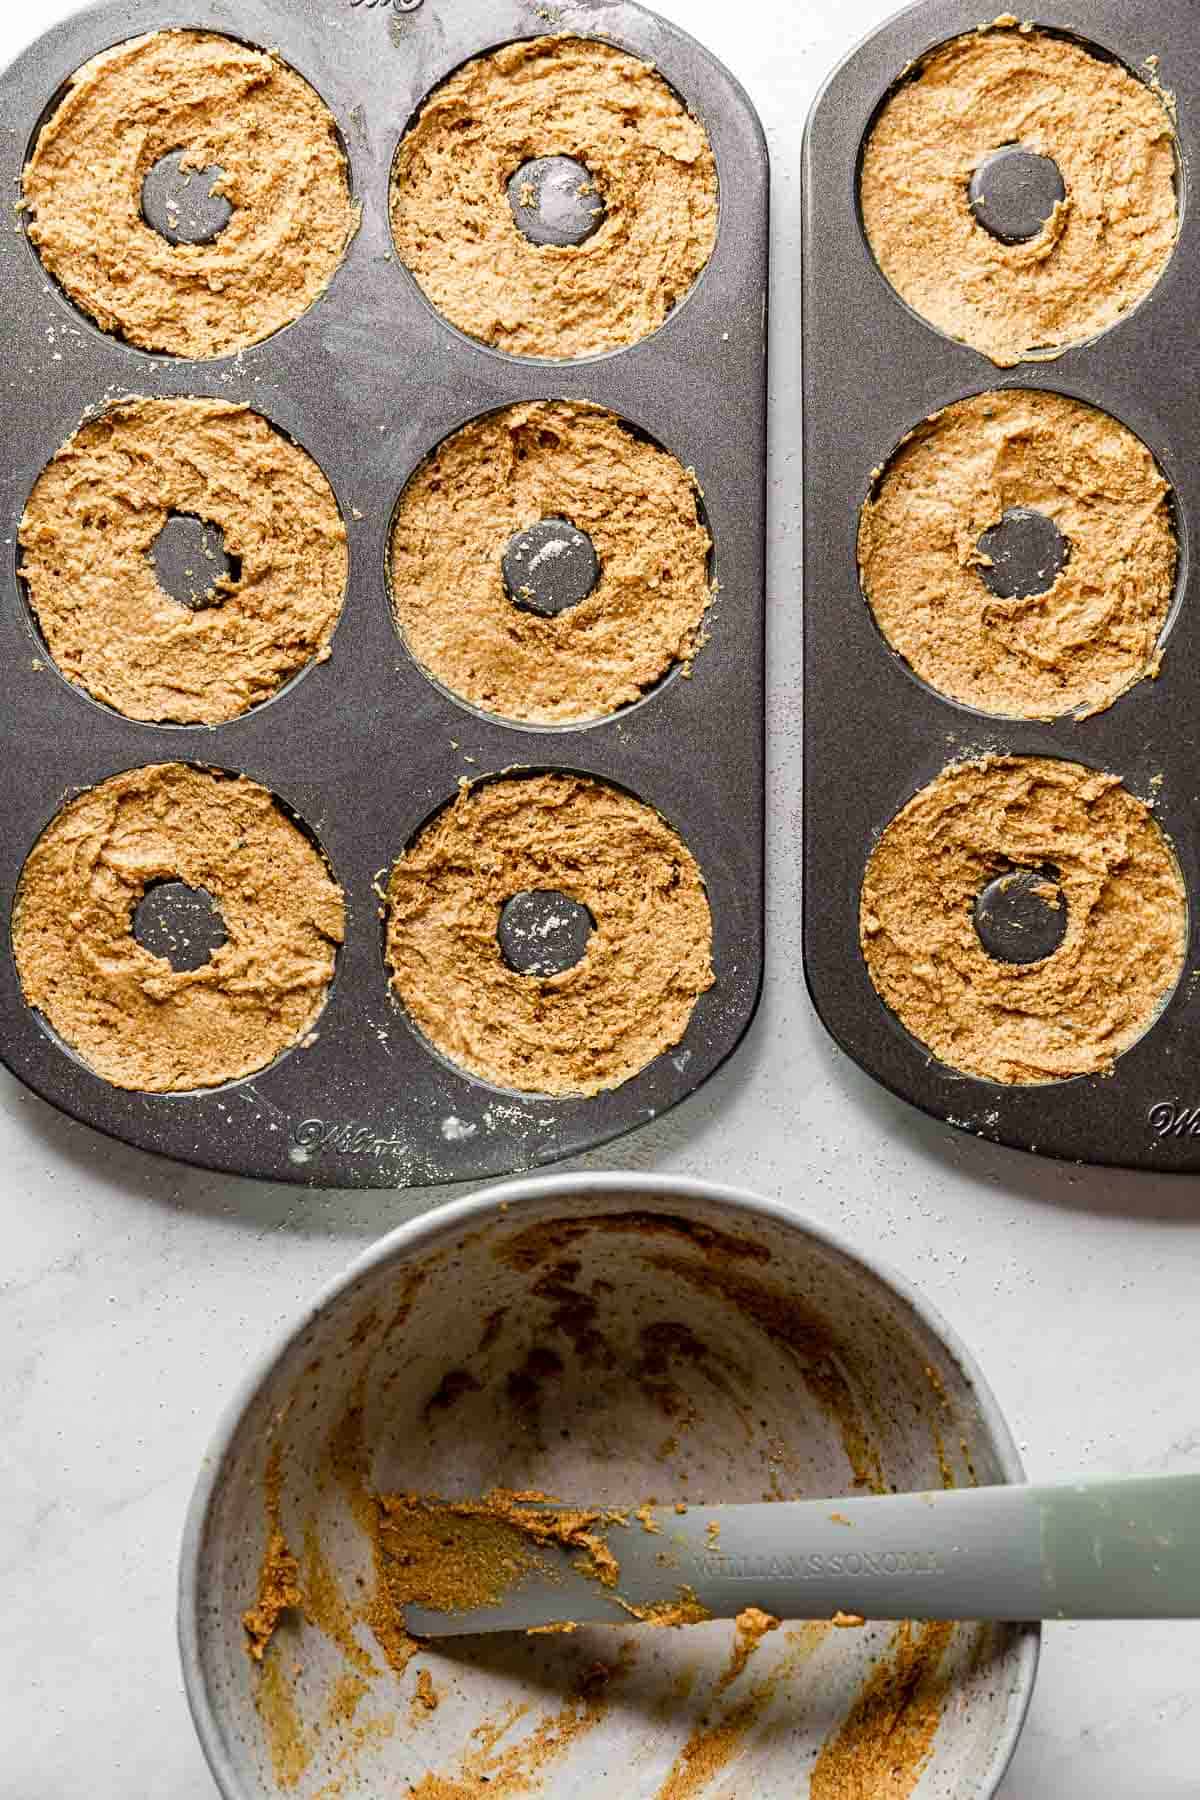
[802, 0, 1200, 1171]
[0, 0, 768, 1187]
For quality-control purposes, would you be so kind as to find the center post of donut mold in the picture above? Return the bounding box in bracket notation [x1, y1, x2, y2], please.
[968, 144, 1066, 245]
[974, 868, 1068, 965]
[134, 880, 229, 974]
[507, 154, 607, 247]
[151, 513, 241, 610]
[501, 517, 601, 616]
[141, 149, 233, 245]
[977, 507, 1070, 601]
[498, 890, 596, 976]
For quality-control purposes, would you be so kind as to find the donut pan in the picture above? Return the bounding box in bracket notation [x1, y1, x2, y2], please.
[803, 0, 1200, 1171]
[0, 0, 767, 1187]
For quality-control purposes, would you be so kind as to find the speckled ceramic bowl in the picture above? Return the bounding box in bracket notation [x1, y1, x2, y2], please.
[179, 1175, 1039, 1798]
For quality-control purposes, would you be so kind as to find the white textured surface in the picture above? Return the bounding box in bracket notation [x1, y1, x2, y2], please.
[3, 1, 1198, 1795]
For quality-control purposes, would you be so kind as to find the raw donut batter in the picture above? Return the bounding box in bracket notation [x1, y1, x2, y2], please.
[22, 30, 358, 359]
[860, 22, 1177, 365]
[858, 390, 1176, 719]
[385, 773, 713, 1095]
[20, 398, 348, 725]
[389, 400, 712, 724]
[390, 36, 718, 359]
[860, 757, 1187, 1084]
[13, 763, 344, 1092]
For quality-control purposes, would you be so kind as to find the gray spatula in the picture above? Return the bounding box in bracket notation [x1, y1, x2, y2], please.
[403, 1473, 1200, 1637]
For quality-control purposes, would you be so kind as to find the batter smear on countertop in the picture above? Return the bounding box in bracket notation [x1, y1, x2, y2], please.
[390, 36, 718, 359]
[386, 774, 713, 1096]
[860, 756, 1187, 1084]
[13, 763, 344, 1092]
[389, 401, 712, 724]
[860, 22, 1177, 365]
[22, 30, 358, 358]
[20, 398, 348, 725]
[859, 390, 1176, 720]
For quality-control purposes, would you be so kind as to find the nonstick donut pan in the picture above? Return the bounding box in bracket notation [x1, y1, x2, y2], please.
[803, 0, 1200, 1171]
[0, 0, 767, 1187]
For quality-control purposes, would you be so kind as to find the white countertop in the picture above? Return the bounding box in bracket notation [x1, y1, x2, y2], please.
[4, 0, 1199, 1793]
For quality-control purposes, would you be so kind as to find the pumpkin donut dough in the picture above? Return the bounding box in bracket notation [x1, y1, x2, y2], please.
[20, 398, 348, 725]
[860, 757, 1187, 1085]
[22, 30, 358, 359]
[386, 773, 713, 1096]
[389, 400, 711, 724]
[12, 763, 345, 1092]
[860, 21, 1177, 365]
[390, 36, 718, 359]
[858, 390, 1177, 719]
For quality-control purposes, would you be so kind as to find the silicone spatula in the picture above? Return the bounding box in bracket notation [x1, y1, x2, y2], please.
[403, 1473, 1200, 1637]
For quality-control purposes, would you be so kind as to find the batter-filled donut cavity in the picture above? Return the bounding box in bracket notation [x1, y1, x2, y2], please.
[19, 398, 348, 725]
[860, 757, 1188, 1085]
[859, 21, 1178, 365]
[388, 400, 713, 725]
[858, 390, 1178, 720]
[22, 30, 359, 359]
[389, 36, 719, 359]
[385, 772, 714, 1096]
[12, 764, 345, 1092]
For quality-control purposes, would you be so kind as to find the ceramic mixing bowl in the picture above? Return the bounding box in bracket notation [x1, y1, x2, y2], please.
[179, 1174, 1039, 1797]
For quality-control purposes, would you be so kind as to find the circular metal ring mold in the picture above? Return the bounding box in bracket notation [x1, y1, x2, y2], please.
[9, 759, 347, 1097]
[855, 381, 1188, 725]
[378, 762, 718, 1102]
[14, 397, 353, 729]
[852, 23, 1185, 364]
[19, 27, 360, 362]
[383, 399, 716, 733]
[385, 32, 724, 366]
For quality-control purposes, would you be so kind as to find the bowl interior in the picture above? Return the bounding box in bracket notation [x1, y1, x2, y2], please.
[184, 1185, 1037, 1798]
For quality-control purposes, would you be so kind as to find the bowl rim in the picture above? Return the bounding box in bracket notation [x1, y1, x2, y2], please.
[177, 1170, 1042, 1800]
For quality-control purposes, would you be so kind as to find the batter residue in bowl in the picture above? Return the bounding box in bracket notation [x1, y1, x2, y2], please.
[809, 1620, 955, 1798]
[236, 1212, 996, 1794]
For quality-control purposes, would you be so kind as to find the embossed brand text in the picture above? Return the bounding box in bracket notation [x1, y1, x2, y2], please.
[1148, 1101, 1200, 1139]
[292, 1117, 406, 1157]
[696, 1548, 943, 1580]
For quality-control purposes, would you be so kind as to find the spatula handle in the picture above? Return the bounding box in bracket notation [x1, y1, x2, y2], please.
[642, 1474, 1200, 1623]
[403, 1473, 1200, 1636]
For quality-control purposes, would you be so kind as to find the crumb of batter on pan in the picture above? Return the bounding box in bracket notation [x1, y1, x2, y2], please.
[832, 1610, 868, 1629]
